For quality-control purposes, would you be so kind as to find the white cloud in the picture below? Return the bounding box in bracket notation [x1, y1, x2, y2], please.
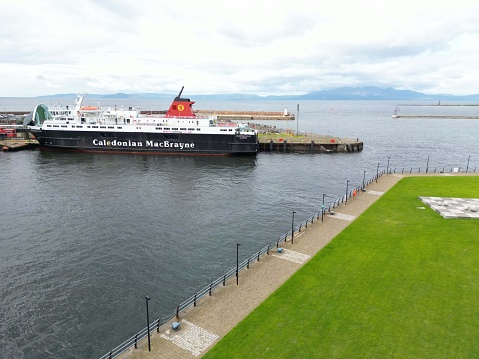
[1, 0, 478, 96]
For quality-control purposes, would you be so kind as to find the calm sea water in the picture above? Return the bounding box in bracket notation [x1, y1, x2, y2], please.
[1, 99, 478, 359]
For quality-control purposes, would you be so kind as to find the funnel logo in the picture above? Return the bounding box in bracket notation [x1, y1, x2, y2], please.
[178, 104, 185, 111]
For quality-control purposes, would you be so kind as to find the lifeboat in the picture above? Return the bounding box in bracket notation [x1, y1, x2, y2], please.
[80, 106, 99, 111]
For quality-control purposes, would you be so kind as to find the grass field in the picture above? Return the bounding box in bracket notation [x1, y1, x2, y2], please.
[203, 176, 479, 358]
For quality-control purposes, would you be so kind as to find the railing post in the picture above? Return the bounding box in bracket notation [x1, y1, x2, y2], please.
[223, 274, 226, 286]
[176, 306, 180, 320]
[209, 283, 212, 296]
[157, 319, 160, 333]
[247, 258, 250, 269]
[267, 245, 270, 255]
[257, 252, 260, 262]
[194, 293, 197, 307]
[135, 334, 138, 349]
[109, 351, 112, 359]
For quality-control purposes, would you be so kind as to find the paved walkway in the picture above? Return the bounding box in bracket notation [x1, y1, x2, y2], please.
[117, 172, 478, 359]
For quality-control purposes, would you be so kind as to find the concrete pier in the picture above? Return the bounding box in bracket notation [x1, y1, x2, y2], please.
[392, 115, 479, 119]
[1, 139, 39, 151]
[194, 110, 295, 121]
[257, 133, 363, 153]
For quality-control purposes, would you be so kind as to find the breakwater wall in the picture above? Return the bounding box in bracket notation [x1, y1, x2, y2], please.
[258, 138, 363, 153]
[195, 110, 295, 121]
[392, 115, 479, 119]
[253, 123, 363, 153]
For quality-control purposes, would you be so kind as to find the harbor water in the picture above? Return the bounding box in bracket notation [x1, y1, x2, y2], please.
[0, 99, 478, 359]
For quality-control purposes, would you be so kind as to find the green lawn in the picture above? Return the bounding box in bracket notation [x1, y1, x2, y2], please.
[204, 176, 479, 359]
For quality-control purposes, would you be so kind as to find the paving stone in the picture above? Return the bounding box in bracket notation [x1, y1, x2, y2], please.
[272, 249, 311, 264]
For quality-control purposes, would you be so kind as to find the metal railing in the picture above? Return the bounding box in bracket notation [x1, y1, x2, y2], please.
[99, 164, 475, 359]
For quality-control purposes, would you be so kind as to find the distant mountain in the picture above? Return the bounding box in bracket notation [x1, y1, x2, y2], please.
[266, 87, 479, 101]
[37, 87, 479, 101]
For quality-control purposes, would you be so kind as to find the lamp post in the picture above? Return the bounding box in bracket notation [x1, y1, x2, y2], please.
[386, 157, 390, 174]
[321, 194, 325, 222]
[376, 162, 380, 183]
[426, 156, 430, 173]
[291, 211, 296, 244]
[345, 180, 350, 205]
[362, 171, 366, 192]
[145, 296, 151, 352]
[236, 243, 241, 285]
[466, 155, 471, 173]
[296, 103, 299, 136]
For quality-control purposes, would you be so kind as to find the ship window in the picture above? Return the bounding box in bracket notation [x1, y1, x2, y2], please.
[77, 126, 83, 128]
[220, 129, 227, 131]
[180, 127, 186, 130]
[196, 128, 200, 131]
[47, 125, 52, 127]
[87, 126, 91, 128]
[163, 127, 170, 130]
[229, 129, 233, 131]
[53, 125, 59, 127]
[117, 126, 122, 129]
[155, 127, 162, 130]
[100, 126, 106, 129]
[172, 128, 178, 130]
[188, 128, 194, 131]
[92, 126, 98, 128]
[61, 125, 67, 128]
[108, 126, 114, 129]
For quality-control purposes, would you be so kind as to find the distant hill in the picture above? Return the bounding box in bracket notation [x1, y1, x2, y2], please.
[263, 87, 479, 101]
[37, 87, 479, 101]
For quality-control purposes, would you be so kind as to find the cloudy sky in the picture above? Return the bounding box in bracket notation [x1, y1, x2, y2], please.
[1, 0, 479, 97]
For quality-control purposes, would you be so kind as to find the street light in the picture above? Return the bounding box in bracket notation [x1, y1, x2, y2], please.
[387, 157, 390, 174]
[236, 243, 241, 285]
[466, 155, 471, 173]
[426, 156, 430, 173]
[345, 180, 350, 205]
[291, 211, 296, 244]
[321, 194, 325, 222]
[145, 296, 151, 352]
[296, 103, 299, 136]
[362, 171, 366, 192]
[376, 162, 380, 183]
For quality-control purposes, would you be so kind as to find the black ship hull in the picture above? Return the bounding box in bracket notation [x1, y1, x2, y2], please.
[30, 129, 258, 155]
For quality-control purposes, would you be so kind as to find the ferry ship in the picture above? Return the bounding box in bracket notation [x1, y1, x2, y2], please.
[24, 87, 258, 155]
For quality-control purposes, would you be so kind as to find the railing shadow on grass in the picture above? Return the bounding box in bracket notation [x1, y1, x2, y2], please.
[99, 165, 475, 359]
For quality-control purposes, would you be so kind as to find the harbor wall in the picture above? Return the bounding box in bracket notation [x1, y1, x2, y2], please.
[258, 139, 363, 153]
